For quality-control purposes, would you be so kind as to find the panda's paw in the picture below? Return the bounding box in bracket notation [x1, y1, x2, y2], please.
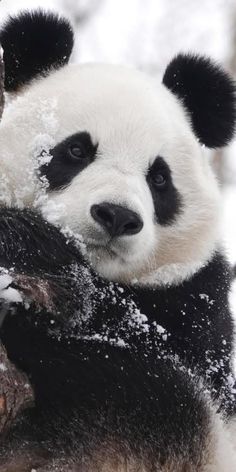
[0, 271, 23, 304]
[0, 269, 57, 313]
[13, 274, 57, 313]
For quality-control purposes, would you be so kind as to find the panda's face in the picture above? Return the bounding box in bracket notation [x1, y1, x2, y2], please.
[0, 64, 220, 284]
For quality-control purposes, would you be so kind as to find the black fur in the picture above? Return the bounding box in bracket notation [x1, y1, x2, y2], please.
[0, 207, 80, 271]
[163, 54, 236, 148]
[40, 132, 98, 190]
[0, 10, 74, 92]
[0, 208, 235, 468]
[146, 156, 182, 225]
[233, 264, 236, 278]
[132, 253, 236, 414]
[0, 208, 211, 468]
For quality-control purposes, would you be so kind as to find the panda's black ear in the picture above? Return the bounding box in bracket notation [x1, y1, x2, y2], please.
[0, 10, 74, 92]
[162, 54, 236, 148]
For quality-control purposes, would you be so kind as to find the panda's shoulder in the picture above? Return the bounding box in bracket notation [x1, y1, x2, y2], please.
[129, 251, 232, 324]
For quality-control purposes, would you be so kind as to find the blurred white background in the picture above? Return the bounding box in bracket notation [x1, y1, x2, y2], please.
[0, 0, 236, 307]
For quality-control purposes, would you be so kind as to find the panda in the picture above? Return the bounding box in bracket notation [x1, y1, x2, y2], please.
[0, 207, 236, 472]
[0, 8, 236, 472]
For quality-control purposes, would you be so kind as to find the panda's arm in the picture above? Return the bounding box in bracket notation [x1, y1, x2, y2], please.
[0, 207, 82, 272]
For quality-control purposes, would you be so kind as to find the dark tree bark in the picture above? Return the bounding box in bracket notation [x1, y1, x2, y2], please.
[0, 342, 34, 436]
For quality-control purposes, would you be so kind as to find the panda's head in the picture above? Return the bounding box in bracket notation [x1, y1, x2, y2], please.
[0, 11, 235, 285]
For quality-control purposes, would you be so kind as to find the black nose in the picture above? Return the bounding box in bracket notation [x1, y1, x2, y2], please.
[91, 203, 143, 237]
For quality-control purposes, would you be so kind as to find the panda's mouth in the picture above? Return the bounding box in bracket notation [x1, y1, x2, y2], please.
[85, 241, 127, 265]
[86, 242, 118, 260]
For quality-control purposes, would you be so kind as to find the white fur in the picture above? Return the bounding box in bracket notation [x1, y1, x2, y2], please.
[0, 63, 220, 285]
[203, 412, 236, 472]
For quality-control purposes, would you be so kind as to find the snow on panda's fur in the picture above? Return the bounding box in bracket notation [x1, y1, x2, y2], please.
[0, 207, 236, 472]
[0, 9, 236, 472]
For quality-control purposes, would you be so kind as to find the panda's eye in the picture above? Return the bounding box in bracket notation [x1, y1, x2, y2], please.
[147, 157, 169, 191]
[152, 173, 166, 188]
[69, 144, 85, 160]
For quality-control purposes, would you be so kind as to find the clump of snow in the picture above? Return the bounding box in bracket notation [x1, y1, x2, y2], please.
[30, 133, 55, 166]
[71, 264, 97, 324]
[41, 199, 66, 225]
[152, 321, 168, 341]
[0, 272, 23, 304]
[128, 309, 150, 333]
[199, 293, 215, 306]
[0, 287, 23, 304]
[0, 362, 7, 372]
[153, 322, 166, 335]
[0, 96, 59, 209]
[0, 273, 12, 290]
[80, 333, 128, 348]
[61, 225, 87, 255]
[30, 99, 59, 208]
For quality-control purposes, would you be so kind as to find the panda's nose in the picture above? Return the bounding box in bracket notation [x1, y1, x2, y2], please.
[91, 203, 143, 237]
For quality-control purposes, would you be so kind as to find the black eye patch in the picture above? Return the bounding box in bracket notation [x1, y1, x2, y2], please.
[146, 157, 182, 225]
[39, 132, 98, 190]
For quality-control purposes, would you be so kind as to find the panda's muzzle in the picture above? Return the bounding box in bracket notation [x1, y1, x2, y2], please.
[90, 203, 143, 238]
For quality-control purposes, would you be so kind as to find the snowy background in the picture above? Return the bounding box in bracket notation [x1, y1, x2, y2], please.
[0, 0, 236, 310]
